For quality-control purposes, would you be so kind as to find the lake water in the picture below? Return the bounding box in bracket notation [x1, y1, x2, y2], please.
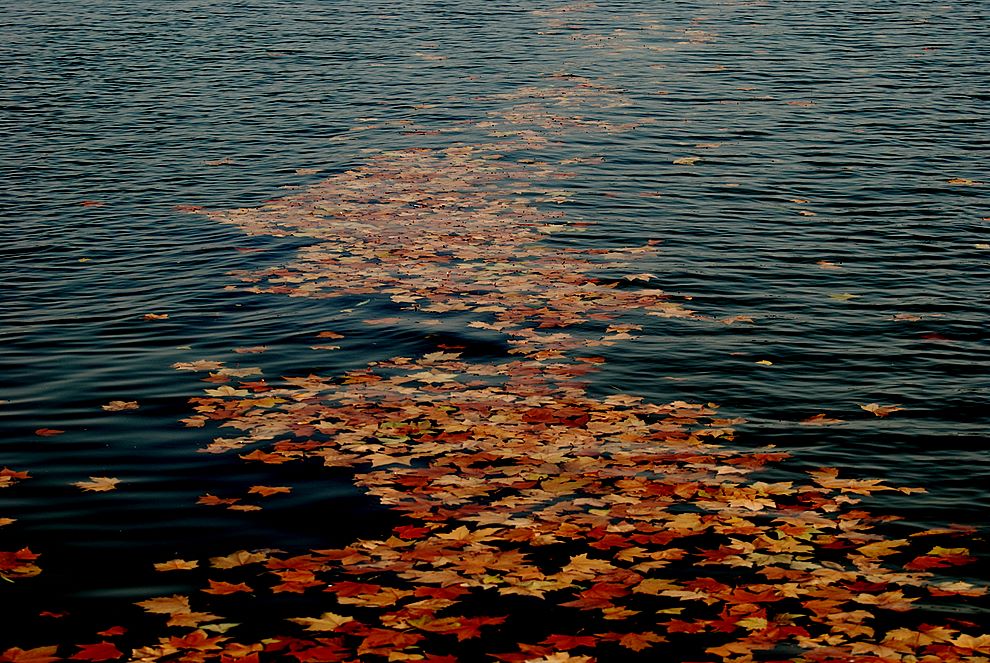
[2, 1, 988, 661]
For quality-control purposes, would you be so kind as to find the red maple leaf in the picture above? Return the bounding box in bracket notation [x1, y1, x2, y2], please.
[70, 642, 123, 661]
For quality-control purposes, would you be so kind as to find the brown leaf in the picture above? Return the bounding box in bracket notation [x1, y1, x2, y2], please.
[860, 403, 904, 417]
[800, 413, 845, 426]
[101, 401, 138, 412]
[73, 477, 120, 492]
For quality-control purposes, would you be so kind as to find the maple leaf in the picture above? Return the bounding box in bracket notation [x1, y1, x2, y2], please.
[288, 612, 353, 631]
[856, 539, 908, 558]
[562, 554, 616, 577]
[247, 485, 292, 497]
[173, 360, 224, 371]
[154, 559, 198, 572]
[616, 632, 666, 651]
[202, 580, 252, 595]
[204, 386, 249, 397]
[135, 594, 191, 615]
[356, 629, 424, 656]
[197, 494, 239, 506]
[142, 313, 168, 320]
[539, 635, 596, 650]
[69, 642, 122, 661]
[952, 634, 990, 653]
[860, 402, 904, 417]
[73, 477, 120, 492]
[0, 647, 60, 663]
[166, 611, 222, 628]
[167, 630, 225, 650]
[800, 413, 844, 426]
[94, 627, 125, 637]
[233, 345, 268, 354]
[100, 401, 138, 412]
[34, 428, 65, 437]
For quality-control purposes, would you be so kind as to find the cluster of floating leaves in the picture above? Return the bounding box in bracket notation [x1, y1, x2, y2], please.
[4, 4, 988, 662]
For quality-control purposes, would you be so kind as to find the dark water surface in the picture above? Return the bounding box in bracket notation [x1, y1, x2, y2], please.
[2, 0, 988, 658]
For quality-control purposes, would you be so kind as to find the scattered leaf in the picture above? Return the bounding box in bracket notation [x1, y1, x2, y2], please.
[860, 403, 905, 417]
[100, 401, 138, 412]
[73, 477, 120, 492]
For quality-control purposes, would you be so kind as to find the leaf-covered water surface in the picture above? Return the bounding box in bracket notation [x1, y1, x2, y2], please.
[2, 1, 988, 661]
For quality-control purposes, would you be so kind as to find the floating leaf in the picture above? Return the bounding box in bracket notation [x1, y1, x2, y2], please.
[73, 477, 119, 492]
[100, 401, 138, 412]
[800, 413, 845, 426]
[154, 559, 198, 572]
[860, 403, 904, 417]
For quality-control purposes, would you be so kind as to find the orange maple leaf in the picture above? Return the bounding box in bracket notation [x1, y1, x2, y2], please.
[0, 646, 61, 663]
[202, 580, 252, 595]
[248, 485, 292, 497]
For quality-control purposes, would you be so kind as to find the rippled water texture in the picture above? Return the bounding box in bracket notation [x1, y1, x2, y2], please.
[1, 0, 988, 660]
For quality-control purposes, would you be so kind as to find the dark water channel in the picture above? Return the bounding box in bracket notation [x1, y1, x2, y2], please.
[1, 0, 988, 657]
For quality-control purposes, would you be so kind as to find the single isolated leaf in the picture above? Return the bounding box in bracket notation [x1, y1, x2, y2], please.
[34, 428, 65, 437]
[73, 477, 120, 492]
[101, 401, 138, 412]
[247, 485, 292, 497]
[142, 313, 168, 320]
[800, 413, 845, 426]
[860, 403, 904, 417]
[154, 559, 198, 572]
[233, 346, 268, 354]
[95, 627, 126, 637]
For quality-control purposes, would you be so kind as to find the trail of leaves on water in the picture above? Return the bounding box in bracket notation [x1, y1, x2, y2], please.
[5, 3, 989, 662]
